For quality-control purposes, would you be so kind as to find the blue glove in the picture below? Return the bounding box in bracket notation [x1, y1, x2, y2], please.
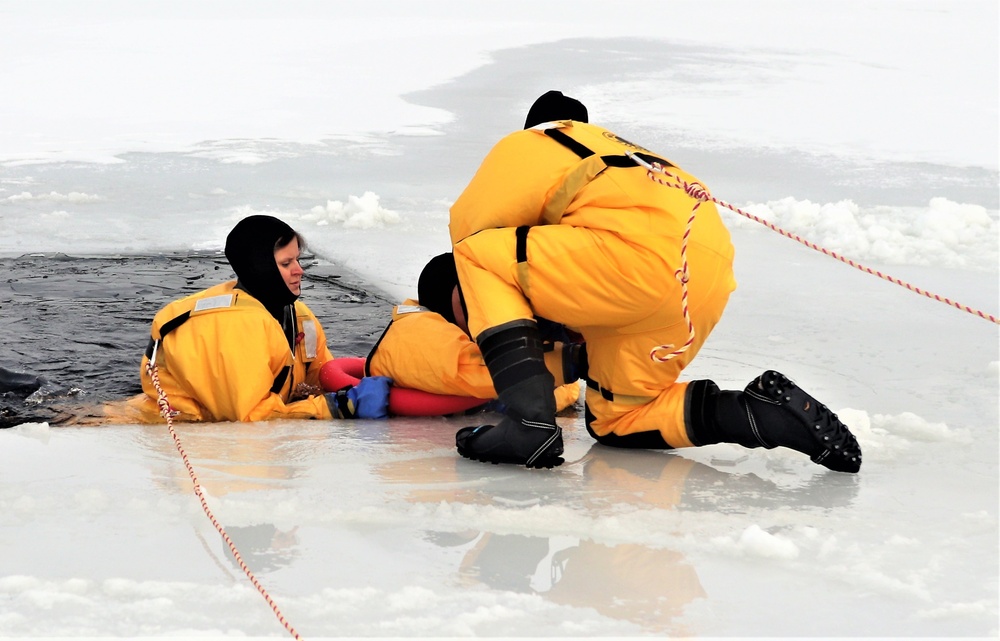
[326, 376, 392, 419]
[350, 376, 392, 419]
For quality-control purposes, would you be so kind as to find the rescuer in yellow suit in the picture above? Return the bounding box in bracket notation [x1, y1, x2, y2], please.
[366, 252, 581, 411]
[123, 215, 390, 423]
[446, 91, 862, 472]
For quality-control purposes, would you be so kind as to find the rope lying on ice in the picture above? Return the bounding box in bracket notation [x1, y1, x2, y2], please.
[145, 350, 304, 640]
[628, 151, 1000, 335]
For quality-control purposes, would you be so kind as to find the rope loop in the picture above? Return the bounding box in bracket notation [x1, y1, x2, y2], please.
[649, 343, 677, 362]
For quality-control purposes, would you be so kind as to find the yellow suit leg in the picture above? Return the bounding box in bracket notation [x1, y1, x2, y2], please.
[454, 224, 735, 449]
[454, 225, 675, 337]
[584, 243, 735, 447]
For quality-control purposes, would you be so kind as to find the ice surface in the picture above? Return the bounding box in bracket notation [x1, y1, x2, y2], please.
[0, 1, 996, 638]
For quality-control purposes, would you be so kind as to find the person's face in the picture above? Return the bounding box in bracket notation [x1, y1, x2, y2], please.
[275, 238, 304, 296]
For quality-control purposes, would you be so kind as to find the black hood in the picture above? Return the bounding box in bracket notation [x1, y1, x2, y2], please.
[524, 90, 589, 129]
[418, 252, 459, 324]
[225, 215, 299, 319]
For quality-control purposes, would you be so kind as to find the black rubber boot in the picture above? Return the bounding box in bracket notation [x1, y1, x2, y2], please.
[456, 321, 563, 469]
[686, 371, 862, 473]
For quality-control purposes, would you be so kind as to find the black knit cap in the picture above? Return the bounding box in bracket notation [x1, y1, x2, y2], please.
[523, 90, 589, 129]
[418, 252, 459, 324]
[225, 215, 300, 319]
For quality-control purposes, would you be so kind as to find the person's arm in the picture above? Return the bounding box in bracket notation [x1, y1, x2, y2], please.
[449, 129, 569, 244]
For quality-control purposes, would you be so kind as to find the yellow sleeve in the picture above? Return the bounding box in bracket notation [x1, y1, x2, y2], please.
[449, 128, 573, 244]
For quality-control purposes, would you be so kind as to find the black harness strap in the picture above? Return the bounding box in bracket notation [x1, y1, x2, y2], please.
[544, 127, 674, 169]
[364, 320, 394, 377]
[515, 226, 530, 263]
[602, 151, 674, 169]
[270, 366, 290, 394]
[160, 311, 192, 337]
[145, 311, 193, 359]
[544, 128, 594, 159]
[144, 310, 191, 359]
[586, 377, 616, 402]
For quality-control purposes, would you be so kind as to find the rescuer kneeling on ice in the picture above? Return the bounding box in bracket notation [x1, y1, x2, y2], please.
[446, 90, 862, 472]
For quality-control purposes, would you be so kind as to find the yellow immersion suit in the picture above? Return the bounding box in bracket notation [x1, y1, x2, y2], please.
[450, 121, 737, 447]
[366, 300, 580, 411]
[120, 281, 335, 423]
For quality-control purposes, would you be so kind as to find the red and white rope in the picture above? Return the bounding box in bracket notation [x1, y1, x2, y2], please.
[628, 151, 1000, 329]
[145, 354, 304, 640]
[648, 176, 703, 363]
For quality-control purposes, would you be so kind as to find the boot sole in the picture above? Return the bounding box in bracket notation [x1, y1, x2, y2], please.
[457, 447, 565, 469]
[748, 371, 862, 473]
[456, 422, 565, 469]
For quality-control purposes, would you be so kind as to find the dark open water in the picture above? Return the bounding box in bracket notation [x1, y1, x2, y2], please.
[0, 253, 390, 427]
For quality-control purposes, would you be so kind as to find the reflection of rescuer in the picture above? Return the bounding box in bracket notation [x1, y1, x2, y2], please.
[448, 90, 862, 471]
[121, 214, 390, 423]
[366, 251, 583, 412]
